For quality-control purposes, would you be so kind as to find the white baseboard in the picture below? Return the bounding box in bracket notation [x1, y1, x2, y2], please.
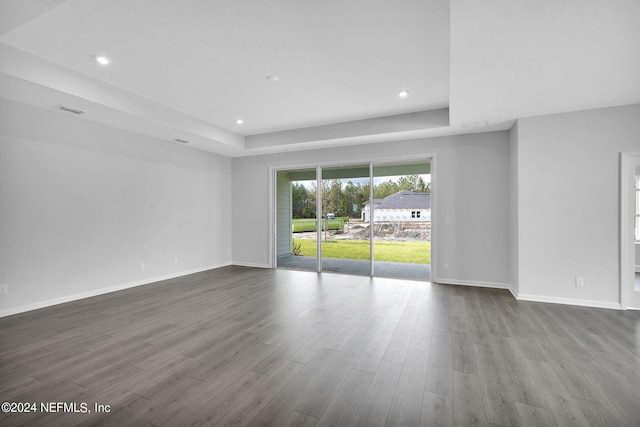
[516, 293, 621, 310]
[0, 263, 229, 318]
[433, 278, 513, 291]
[433, 279, 621, 309]
[232, 261, 270, 268]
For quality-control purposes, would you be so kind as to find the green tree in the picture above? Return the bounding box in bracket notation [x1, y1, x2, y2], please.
[291, 183, 309, 218]
[291, 175, 430, 221]
[397, 174, 430, 193]
[353, 183, 370, 218]
[343, 181, 360, 218]
[305, 182, 317, 218]
[291, 181, 316, 218]
[322, 179, 344, 217]
[374, 179, 399, 198]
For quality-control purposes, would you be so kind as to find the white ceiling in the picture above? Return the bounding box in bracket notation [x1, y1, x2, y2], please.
[1, 0, 639, 157]
[450, 0, 640, 125]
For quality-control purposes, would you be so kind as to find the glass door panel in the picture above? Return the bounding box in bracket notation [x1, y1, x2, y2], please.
[276, 168, 318, 272]
[372, 160, 431, 280]
[320, 164, 371, 276]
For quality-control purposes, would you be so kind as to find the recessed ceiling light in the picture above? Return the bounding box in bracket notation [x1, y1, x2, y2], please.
[95, 56, 111, 65]
[266, 75, 279, 82]
[235, 119, 244, 125]
[398, 90, 409, 98]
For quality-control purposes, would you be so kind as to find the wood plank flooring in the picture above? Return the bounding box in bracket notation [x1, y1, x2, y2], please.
[1, 265, 640, 426]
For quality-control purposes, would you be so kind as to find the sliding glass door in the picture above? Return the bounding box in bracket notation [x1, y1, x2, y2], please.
[320, 164, 371, 275]
[275, 159, 431, 280]
[372, 161, 431, 280]
[275, 168, 317, 272]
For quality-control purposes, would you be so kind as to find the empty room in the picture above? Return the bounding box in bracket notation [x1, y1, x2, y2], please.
[1, 0, 640, 425]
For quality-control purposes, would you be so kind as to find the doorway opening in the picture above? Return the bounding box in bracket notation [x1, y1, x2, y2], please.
[275, 159, 432, 281]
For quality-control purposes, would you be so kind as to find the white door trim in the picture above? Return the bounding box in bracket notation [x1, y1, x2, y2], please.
[620, 151, 640, 309]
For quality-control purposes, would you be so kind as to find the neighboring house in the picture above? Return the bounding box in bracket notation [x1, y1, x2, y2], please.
[362, 190, 431, 222]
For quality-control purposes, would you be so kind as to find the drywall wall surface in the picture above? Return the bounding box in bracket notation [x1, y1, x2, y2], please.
[517, 103, 640, 306]
[232, 131, 511, 287]
[0, 99, 232, 314]
[509, 121, 519, 294]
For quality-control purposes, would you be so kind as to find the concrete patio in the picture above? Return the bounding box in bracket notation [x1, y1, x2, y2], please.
[277, 254, 431, 281]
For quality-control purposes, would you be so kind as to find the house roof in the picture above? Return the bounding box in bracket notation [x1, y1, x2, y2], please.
[370, 190, 430, 210]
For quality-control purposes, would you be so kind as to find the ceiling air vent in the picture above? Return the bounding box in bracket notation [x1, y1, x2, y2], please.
[56, 105, 86, 115]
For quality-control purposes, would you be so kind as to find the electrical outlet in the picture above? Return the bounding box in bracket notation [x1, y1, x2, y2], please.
[575, 276, 584, 287]
[140, 263, 145, 271]
[174, 257, 179, 264]
[0, 284, 8, 294]
[444, 264, 450, 271]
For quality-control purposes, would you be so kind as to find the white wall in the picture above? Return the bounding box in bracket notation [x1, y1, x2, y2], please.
[0, 99, 232, 316]
[516, 103, 640, 308]
[5, 98, 634, 314]
[232, 132, 511, 288]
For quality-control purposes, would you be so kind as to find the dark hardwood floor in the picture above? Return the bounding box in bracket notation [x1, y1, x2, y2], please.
[1, 266, 639, 426]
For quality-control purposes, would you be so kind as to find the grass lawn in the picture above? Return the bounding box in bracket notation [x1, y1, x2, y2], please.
[293, 238, 430, 264]
[292, 218, 345, 232]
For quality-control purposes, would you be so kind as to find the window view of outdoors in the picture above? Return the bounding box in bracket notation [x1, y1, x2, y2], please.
[290, 173, 431, 278]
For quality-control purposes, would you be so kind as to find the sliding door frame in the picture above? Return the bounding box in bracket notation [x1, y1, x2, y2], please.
[369, 162, 375, 276]
[269, 153, 437, 279]
[620, 151, 640, 309]
[316, 165, 322, 273]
